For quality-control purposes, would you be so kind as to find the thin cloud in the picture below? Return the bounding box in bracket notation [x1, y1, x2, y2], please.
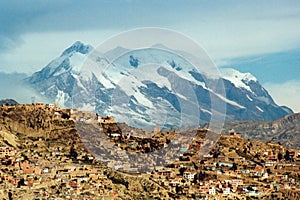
[0, 0, 300, 73]
[0, 72, 48, 104]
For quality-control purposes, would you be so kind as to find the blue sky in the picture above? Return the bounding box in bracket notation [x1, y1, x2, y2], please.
[0, 0, 299, 111]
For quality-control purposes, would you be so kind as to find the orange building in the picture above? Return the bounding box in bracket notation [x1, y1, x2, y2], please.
[99, 116, 115, 123]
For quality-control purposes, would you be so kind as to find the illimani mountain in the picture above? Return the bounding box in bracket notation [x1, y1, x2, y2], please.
[26, 41, 292, 128]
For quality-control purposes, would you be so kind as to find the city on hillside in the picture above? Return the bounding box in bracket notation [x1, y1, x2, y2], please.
[0, 102, 299, 199]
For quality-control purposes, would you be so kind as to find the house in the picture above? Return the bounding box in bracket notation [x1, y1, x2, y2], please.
[109, 133, 121, 137]
[203, 154, 213, 159]
[20, 161, 29, 170]
[63, 109, 72, 117]
[169, 178, 181, 187]
[230, 132, 241, 138]
[0, 147, 16, 157]
[290, 150, 299, 159]
[209, 186, 216, 195]
[199, 185, 209, 194]
[283, 164, 299, 171]
[253, 165, 264, 173]
[265, 161, 276, 167]
[34, 166, 42, 175]
[268, 155, 277, 161]
[223, 187, 231, 195]
[215, 162, 233, 168]
[35, 103, 44, 109]
[99, 116, 115, 123]
[183, 171, 195, 180]
[265, 150, 273, 156]
[157, 170, 172, 178]
[262, 172, 268, 179]
[154, 126, 160, 133]
[232, 179, 243, 187]
[1, 104, 8, 109]
[45, 104, 58, 109]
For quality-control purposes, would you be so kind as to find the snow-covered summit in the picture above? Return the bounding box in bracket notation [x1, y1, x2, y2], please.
[61, 41, 93, 56]
[26, 41, 293, 126]
[219, 68, 257, 92]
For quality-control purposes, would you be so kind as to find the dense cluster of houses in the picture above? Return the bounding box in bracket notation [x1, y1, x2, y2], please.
[1, 102, 58, 110]
[0, 141, 122, 198]
[0, 147, 16, 158]
[1, 103, 300, 198]
[147, 133, 300, 198]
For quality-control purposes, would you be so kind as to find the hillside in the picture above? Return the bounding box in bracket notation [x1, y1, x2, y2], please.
[222, 113, 300, 149]
[0, 105, 172, 199]
[0, 105, 299, 199]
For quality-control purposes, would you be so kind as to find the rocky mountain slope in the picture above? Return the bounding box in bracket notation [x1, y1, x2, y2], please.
[222, 112, 300, 149]
[26, 41, 292, 129]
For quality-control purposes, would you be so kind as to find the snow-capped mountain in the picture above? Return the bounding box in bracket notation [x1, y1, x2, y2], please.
[26, 41, 292, 129]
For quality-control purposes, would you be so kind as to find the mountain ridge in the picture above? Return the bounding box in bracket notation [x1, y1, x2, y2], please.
[25, 41, 292, 129]
[222, 112, 300, 149]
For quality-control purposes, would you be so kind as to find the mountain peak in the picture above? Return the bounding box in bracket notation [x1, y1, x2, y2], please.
[61, 41, 93, 56]
[104, 46, 130, 60]
[26, 43, 292, 123]
[151, 43, 170, 50]
[220, 68, 257, 82]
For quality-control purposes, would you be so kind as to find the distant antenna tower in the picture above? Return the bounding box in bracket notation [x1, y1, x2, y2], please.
[31, 96, 36, 104]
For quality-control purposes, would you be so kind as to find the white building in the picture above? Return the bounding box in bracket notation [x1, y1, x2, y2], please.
[183, 172, 195, 180]
[223, 187, 231, 195]
[209, 186, 216, 195]
[110, 133, 121, 137]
